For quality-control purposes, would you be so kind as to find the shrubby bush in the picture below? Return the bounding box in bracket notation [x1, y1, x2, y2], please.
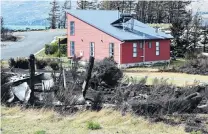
[45, 43, 58, 55]
[45, 43, 66, 56]
[49, 60, 59, 71]
[178, 55, 208, 75]
[8, 57, 59, 70]
[36, 59, 48, 69]
[8, 57, 30, 69]
[92, 57, 123, 87]
[87, 121, 101, 130]
[60, 44, 67, 56]
[8, 58, 16, 68]
[160, 55, 208, 75]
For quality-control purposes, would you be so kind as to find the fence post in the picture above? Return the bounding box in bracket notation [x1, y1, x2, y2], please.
[82, 56, 94, 98]
[29, 54, 35, 104]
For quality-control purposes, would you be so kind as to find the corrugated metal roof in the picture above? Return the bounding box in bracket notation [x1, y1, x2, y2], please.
[66, 10, 173, 41]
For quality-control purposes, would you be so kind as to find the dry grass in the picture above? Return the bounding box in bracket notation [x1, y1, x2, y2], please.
[1, 105, 188, 134]
[124, 59, 186, 72]
[125, 72, 208, 86]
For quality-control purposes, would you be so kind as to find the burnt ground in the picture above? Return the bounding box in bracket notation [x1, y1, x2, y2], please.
[1, 57, 208, 134]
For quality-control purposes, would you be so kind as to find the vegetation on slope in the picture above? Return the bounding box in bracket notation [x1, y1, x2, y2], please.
[1, 106, 188, 134]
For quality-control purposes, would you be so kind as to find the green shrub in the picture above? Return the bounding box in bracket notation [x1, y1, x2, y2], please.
[60, 44, 67, 56]
[190, 130, 202, 134]
[51, 43, 58, 54]
[93, 57, 123, 87]
[15, 58, 29, 69]
[8, 58, 16, 68]
[54, 50, 61, 57]
[34, 130, 46, 134]
[45, 44, 51, 55]
[49, 61, 59, 71]
[36, 59, 48, 69]
[87, 121, 101, 130]
[45, 43, 58, 55]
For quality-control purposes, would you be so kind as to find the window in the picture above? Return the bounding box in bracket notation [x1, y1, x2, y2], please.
[148, 41, 152, 48]
[140, 42, 143, 49]
[156, 42, 160, 55]
[70, 41, 75, 56]
[133, 43, 137, 57]
[70, 21, 75, 35]
[109, 43, 114, 57]
[90, 42, 95, 57]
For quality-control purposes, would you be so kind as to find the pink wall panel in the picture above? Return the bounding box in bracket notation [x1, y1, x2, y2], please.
[67, 13, 121, 63]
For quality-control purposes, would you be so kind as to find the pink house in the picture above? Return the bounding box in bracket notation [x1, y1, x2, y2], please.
[66, 10, 173, 67]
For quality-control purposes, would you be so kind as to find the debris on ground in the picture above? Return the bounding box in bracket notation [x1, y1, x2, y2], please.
[1, 56, 208, 133]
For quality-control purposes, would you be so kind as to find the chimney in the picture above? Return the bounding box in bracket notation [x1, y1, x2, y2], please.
[117, 7, 120, 19]
[155, 26, 159, 33]
[131, 18, 134, 31]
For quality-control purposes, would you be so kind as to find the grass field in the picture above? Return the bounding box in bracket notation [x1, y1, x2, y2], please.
[1, 105, 188, 134]
[124, 59, 208, 86]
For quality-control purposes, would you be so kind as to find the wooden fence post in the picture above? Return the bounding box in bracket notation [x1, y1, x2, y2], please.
[82, 56, 94, 98]
[29, 54, 35, 104]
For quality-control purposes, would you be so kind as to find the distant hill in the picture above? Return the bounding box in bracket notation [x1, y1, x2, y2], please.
[1, 1, 64, 26]
[1, 0, 208, 28]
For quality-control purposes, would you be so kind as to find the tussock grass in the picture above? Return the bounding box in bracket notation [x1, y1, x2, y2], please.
[1, 105, 188, 134]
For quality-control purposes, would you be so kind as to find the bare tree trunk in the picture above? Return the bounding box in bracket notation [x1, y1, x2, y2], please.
[82, 56, 94, 99]
[28, 54, 35, 104]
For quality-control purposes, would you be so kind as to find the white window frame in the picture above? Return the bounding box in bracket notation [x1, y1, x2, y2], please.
[133, 43, 137, 57]
[156, 41, 160, 55]
[90, 42, 95, 57]
[148, 41, 152, 48]
[109, 43, 114, 57]
[70, 41, 75, 56]
[70, 21, 75, 35]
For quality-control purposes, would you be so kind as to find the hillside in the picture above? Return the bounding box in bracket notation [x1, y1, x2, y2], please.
[1, 1, 208, 27]
[1, 1, 52, 26]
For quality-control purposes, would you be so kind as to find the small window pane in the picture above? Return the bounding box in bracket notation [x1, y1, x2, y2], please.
[133, 53, 137, 57]
[156, 42, 160, 56]
[133, 43, 137, 47]
[140, 42, 143, 48]
[109, 43, 114, 57]
[149, 42, 152, 48]
[156, 51, 159, 55]
[70, 21, 75, 35]
[133, 43, 137, 57]
[156, 42, 159, 47]
[70, 41, 75, 56]
[90, 42, 95, 57]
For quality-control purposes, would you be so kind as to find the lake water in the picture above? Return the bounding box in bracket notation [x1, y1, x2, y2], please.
[4, 25, 49, 30]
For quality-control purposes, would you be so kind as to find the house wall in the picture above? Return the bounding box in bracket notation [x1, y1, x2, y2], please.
[67, 13, 121, 63]
[120, 39, 170, 64]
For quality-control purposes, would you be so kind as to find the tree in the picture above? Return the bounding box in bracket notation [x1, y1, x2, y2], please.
[48, 0, 60, 29]
[169, 1, 192, 57]
[189, 13, 202, 51]
[77, 0, 97, 10]
[201, 24, 208, 52]
[1, 16, 3, 30]
[98, 1, 134, 13]
[61, 0, 71, 28]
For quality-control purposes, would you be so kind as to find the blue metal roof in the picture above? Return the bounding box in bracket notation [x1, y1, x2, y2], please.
[66, 10, 173, 41]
